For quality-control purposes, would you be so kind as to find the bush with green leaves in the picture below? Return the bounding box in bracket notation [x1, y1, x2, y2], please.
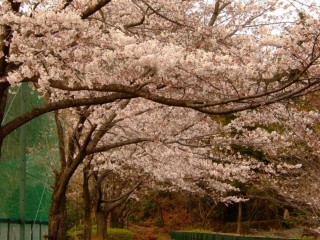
[107, 228, 134, 240]
[67, 226, 134, 240]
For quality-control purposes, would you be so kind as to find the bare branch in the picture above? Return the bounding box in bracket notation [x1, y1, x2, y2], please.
[0, 93, 133, 149]
[103, 174, 149, 204]
[139, 0, 186, 27]
[54, 111, 67, 171]
[62, 0, 73, 10]
[208, 1, 231, 27]
[8, 0, 21, 12]
[87, 138, 150, 154]
[81, 0, 112, 20]
[124, 15, 146, 29]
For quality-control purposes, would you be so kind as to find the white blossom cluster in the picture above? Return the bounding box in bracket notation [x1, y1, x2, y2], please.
[1, 0, 319, 106]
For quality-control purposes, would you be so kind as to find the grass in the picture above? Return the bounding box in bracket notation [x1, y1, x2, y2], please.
[182, 227, 214, 233]
[67, 226, 134, 240]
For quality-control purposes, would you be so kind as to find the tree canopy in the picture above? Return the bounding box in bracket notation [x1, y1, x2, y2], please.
[1, 1, 320, 239]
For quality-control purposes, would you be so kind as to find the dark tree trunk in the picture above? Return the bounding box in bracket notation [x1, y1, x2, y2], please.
[0, 76, 10, 156]
[0, 79, 10, 152]
[96, 210, 108, 240]
[110, 209, 124, 228]
[83, 170, 92, 240]
[47, 113, 94, 240]
[48, 182, 67, 240]
[0, 82, 9, 123]
[47, 168, 78, 240]
[237, 201, 243, 234]
[0, 10, 16, 151]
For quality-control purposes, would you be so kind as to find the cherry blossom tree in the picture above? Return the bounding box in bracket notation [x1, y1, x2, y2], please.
[53, 99, 255, 240]
[211, 98, 320, 221]
[1, 0, 320, 147]
[1, 1, 320, 240]
[54, 96, 319, 239]
[85, 167, 148, 239]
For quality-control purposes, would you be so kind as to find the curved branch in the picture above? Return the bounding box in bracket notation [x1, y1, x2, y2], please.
[208, 1, 231, 27]
[103, 174, 149, 204]
[87, 138, 150, 154]
[139, 0, 186, 27]
[62, 0, 73, 10]
[0, 93, 133, 149]
[49, 72, 320, 112]
[81, 0, 112, 19]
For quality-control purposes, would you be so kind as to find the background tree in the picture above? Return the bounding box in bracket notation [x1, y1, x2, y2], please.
[53, 97, 254, 239]
[55, 95, 320, 239]
[210, 97, 320, 225]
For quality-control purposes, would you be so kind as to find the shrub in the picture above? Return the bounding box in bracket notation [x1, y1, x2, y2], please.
[107, 228, 134, 240]
[129, 213, 143, 223]
[154, 218, 164, 227]
[67, 226, 134, 240]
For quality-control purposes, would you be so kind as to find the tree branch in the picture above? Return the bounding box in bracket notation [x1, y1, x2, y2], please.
[208, 1, 231, 27]
[103, 174, 149, 204]
[54, 112, 67, 171]
[139, 0, 186, 27]
[81, 0, 112, 19]
[87, 138, 150, 154]
[124, 15, 146, 29]
[62, 0, 73, 10]
[0, 93, 133, 150]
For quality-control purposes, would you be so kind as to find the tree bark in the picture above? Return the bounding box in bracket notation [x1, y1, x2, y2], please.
[0, 93, 132, 145]
[237, 201, 243, 235]
[96, 210, 108, 240]
[48, 167, 83, 239]
[47, 156, 90, 239]
[83, 170, 92, 240]
[0, 83, 9, 152]
[0, 22, 11, 153]
[0, 82, 9, 124]
[48, 182, 67, 240]
[81, 0, 111, 19]
[47, 113, 96, 240]
[110, 208, 124, 228]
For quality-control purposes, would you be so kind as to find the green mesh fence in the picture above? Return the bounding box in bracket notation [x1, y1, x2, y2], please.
[170, 232, 298, 240]
[0, 84, 59, 223]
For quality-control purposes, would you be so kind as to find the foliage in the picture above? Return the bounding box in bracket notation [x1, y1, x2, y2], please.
[66, 197, 82, 231]
[154, 218, 164, 227]
[142, 196, 158, 218]
[300, 237, 320, 240]
[211, 114, 237, 126]
[183, 228, 214, 233]
[231, 144, 268, 163]
[129, 214, 143, 224]
[67, 226, 134, 240]
[106, 228, 134, 240]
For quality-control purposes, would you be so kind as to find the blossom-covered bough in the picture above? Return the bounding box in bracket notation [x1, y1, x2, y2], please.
[1, 0, 320, 144]
[1, 0, 320, 239]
